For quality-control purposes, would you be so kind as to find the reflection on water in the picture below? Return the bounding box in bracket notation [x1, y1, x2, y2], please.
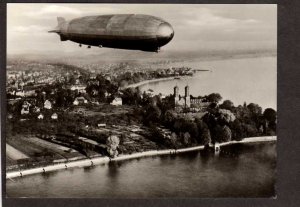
[6, 142, 276, 198]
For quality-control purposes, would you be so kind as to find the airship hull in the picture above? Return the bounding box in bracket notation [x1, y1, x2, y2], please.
[51, 14, 174, 52]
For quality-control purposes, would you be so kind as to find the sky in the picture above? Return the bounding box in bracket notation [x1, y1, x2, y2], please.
[7, 4, 277, 56]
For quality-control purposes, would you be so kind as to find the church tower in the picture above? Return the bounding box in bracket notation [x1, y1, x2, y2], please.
[185, 85, 190, 108]
[185, 85, 189, 97]
[174, 86, 179, 107]
[174, 86, 179, 97]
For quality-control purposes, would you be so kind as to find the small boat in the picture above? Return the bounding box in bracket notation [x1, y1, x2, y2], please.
[174, 77, 181, 80]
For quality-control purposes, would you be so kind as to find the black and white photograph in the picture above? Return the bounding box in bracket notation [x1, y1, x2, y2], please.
[4, 3, 277, 198]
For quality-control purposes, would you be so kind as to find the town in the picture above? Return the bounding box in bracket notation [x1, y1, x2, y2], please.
[6, 58, 277, 173]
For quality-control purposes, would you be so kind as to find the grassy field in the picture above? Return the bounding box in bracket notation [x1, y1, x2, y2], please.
[69, 104, 133, 117]
[26, 137, 82, 159]
[6, 135, 85, 163]
[6, 144, 29, 160]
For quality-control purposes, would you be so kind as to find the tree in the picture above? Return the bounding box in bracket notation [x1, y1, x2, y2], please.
[202, 112, 218, 130]
[247, 103, 262, 116]
[229, 119, 244, 140]
[196, 119, 211, 145]
[182, 132, 191, 146]
[222, 125, 232, 142]
[213, 125, 232, 143]
[201, 127, 211, 145]
[243, 123, 257, 137]
[106, 135, 120, 158]
[213, 125, 223, 143]
[246, 103, 263, 131]
[144, 105, 162, 125]
[170, 132, 178, 147]
[206, 93, 222, 103]
[220, 100, 234, 110]
[173, 118, 184, 134]
[188, 122, 199, 139]
[263, 108, 276, 123]
[163, 110, 176, 128]
[263, 108, 277, 134]
[149, 126, 166, 145]
[218, 109, 236, 124]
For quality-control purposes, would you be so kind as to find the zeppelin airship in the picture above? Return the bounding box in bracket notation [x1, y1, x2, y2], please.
[49, 14, 174, 52]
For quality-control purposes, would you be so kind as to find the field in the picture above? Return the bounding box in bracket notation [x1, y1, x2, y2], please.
[6, 144, 29, 160]
[6, 135, 85, 166]
[69, 104, 133, 117]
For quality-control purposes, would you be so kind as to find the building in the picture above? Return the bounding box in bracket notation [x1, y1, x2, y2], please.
[44, 100, 52, 109]
[174, 85, 190, 109]
[110, 97, 122, 106]
[174, 85, 210, 111]
[98, 123, 106, 127]
[70, 85, 86, 93]
[51, 113, 58, 120]
[37, 114, 44, 119]
[73, 96, 88, 105]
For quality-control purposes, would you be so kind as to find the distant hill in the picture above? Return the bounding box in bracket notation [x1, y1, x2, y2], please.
[7, 48, 276, 66]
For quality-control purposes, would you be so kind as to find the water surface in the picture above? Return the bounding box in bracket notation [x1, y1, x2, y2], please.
[139, 56, 276, 110]
[6, 142, 276, 198]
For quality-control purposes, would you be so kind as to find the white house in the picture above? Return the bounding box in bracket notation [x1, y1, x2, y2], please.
[70, 85, 86, 93]
[73, 97, 88, 105]
[51, 113, 58, 120]
[21, 107, 29, 115]
[98, 123, 106, 127]
[44, 100, 52, 109]
[111, 97, 122, 106]
[37, 114, 44, 119]
[15, 90, 25, 97]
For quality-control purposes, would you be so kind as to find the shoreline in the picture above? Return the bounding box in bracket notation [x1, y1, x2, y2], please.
[6, 136, 276, 179]
[122, 75, 193, 89]
[121, 53, 277, 90]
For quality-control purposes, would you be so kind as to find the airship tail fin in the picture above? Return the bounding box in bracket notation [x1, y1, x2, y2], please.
[49, 17, 68, 41]
[57, 17, 66, 28]
[48, 17, 66, 33]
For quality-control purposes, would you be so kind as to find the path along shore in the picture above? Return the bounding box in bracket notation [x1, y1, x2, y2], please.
[6, 136, 276, 179]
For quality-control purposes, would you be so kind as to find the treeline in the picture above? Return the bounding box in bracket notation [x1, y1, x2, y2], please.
[113, 68, 190, 88]
[122, 88, 277, 148]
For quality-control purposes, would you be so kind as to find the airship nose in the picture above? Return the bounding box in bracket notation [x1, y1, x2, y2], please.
[156, 22, 174, 46]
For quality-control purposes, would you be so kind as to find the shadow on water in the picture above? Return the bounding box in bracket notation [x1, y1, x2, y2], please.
[83, 165, 97, 172]
[199, 148, 215, 165]
[41, 170, 59, 179]
[107, 161, 122, 178]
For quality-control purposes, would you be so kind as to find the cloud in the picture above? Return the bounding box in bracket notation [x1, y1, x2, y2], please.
[11, 25, 50, 33]
[25, 5, 82, 19]
[181, 8, 260, 31]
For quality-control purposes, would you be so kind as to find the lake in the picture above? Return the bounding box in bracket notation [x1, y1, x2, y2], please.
[139, 56, 277, 110]
[6, 142, 276, 198]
